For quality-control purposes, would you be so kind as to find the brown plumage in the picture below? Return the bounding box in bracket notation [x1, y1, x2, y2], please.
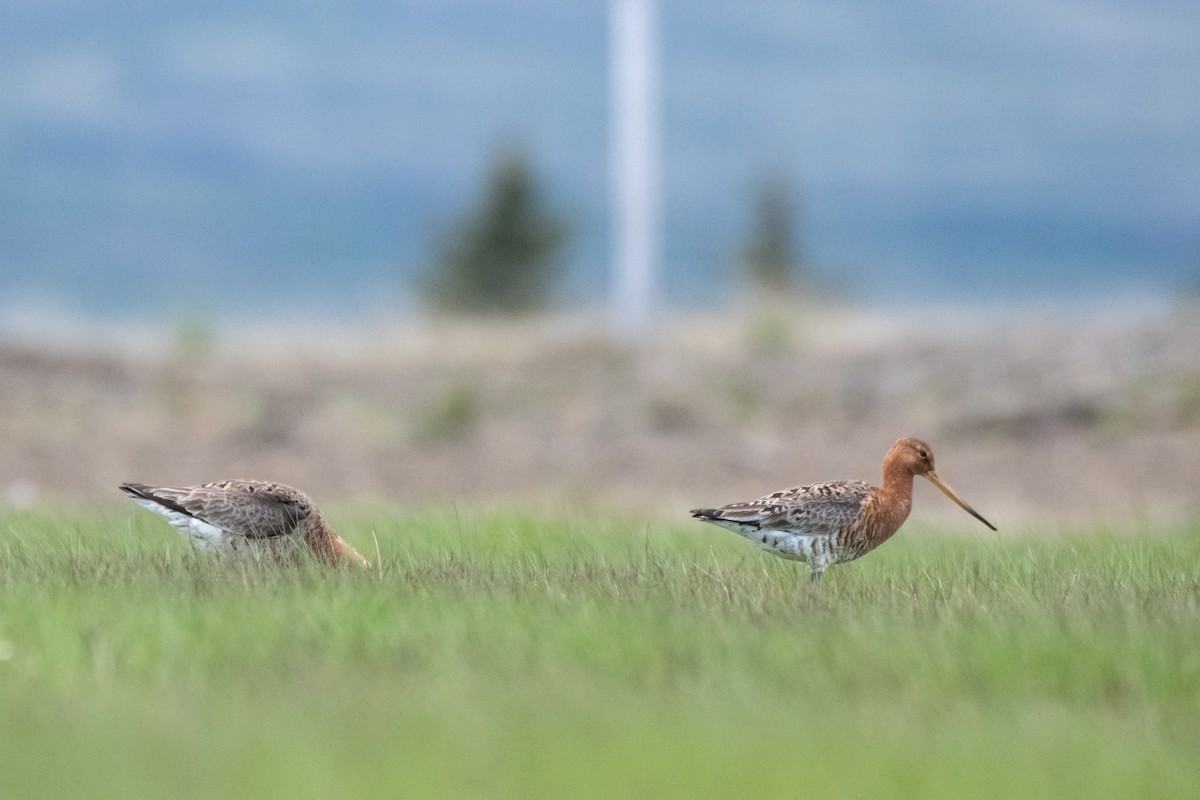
[120, 480, 370, 568]
[690, 437, 995, 582]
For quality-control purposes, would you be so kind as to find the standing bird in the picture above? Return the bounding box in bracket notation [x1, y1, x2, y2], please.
[120, 480, 371, 568]
[690, 437, 995, 582]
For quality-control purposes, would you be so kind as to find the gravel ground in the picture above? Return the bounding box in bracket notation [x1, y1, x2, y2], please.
[2, 304, 1198, 527]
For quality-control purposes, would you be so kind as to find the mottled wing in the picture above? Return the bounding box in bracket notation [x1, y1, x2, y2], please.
[121, 481, 306, 540]
[696, 480, 872, 536]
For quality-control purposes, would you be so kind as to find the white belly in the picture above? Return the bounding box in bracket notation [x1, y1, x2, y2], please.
[708, 520, 857, 565]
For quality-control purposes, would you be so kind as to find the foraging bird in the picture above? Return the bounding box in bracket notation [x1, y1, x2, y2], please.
[690, 437, 995, 582]
[120, 480, 370, 568]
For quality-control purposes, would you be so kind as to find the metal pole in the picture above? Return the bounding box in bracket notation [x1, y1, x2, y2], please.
[610, 0, 659, 338]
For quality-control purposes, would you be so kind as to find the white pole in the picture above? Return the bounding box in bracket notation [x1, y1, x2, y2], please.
[609, 0, 659, 338]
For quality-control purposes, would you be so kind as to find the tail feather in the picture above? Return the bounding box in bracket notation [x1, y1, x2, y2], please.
[121, 481, 227, 551]
[119, 482, 196, 519]
[690, 507, 761, 529]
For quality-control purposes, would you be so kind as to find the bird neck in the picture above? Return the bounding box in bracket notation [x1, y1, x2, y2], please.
[878, 459, 915, 527]
[302, 518, 338, 560]
[304, 520, 369, 568]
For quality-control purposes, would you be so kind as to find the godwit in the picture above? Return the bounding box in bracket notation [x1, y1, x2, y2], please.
[690, 437, 995, 582]
[120, 480, 370, 568]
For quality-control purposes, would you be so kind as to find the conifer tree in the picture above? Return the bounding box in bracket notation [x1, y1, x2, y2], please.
[743, 175, 803, 293]
[427, 149, 569, 313]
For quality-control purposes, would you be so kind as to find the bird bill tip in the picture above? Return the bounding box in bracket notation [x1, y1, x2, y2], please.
[924, 472, 997, 531]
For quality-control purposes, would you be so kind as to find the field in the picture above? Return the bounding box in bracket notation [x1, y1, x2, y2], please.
[5, 307, 1200, 525]
[1, 507, 1198, 799]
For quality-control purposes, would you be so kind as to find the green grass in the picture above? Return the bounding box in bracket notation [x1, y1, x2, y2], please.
[1, 507, 1198, 799]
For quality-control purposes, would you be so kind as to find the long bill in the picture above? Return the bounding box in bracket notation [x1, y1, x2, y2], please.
[924, 471, 997, 531]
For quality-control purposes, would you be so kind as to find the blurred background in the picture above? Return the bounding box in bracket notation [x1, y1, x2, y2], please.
[2, 1, 1198, 526]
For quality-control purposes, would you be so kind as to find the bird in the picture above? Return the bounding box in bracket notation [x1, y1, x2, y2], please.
[690, 437, 995, 582]
[120, 480, 371, 568]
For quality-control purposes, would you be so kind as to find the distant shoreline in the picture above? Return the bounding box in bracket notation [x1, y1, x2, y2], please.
[0, 291, 1183, 355]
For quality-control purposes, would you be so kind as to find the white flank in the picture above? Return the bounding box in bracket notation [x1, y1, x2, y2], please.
[129, 497, 226, 551]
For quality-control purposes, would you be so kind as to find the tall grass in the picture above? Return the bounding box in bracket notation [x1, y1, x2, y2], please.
[1, 508, 1198, 799]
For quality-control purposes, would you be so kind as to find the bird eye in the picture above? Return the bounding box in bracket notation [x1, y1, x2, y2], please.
[918, 449, 928, 459]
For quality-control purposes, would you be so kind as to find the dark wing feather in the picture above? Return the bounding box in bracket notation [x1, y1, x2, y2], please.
[120, 482, 193, 517]
[694, 480, 872, 536]
[129, 483, 307, 539]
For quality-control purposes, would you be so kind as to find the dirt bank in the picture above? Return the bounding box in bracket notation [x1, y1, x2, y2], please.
[2, 306, 1198, 527]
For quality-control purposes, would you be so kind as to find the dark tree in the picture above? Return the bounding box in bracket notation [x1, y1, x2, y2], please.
[427, 149, 570, 314]
[742, 175, 804, 293]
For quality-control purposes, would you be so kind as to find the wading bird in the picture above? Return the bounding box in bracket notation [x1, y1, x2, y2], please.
[120, 480, 370, 567]
[690, 437, 995, 582]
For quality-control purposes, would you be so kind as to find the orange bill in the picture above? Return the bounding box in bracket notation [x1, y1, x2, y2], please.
[924, 471, 997, 531]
